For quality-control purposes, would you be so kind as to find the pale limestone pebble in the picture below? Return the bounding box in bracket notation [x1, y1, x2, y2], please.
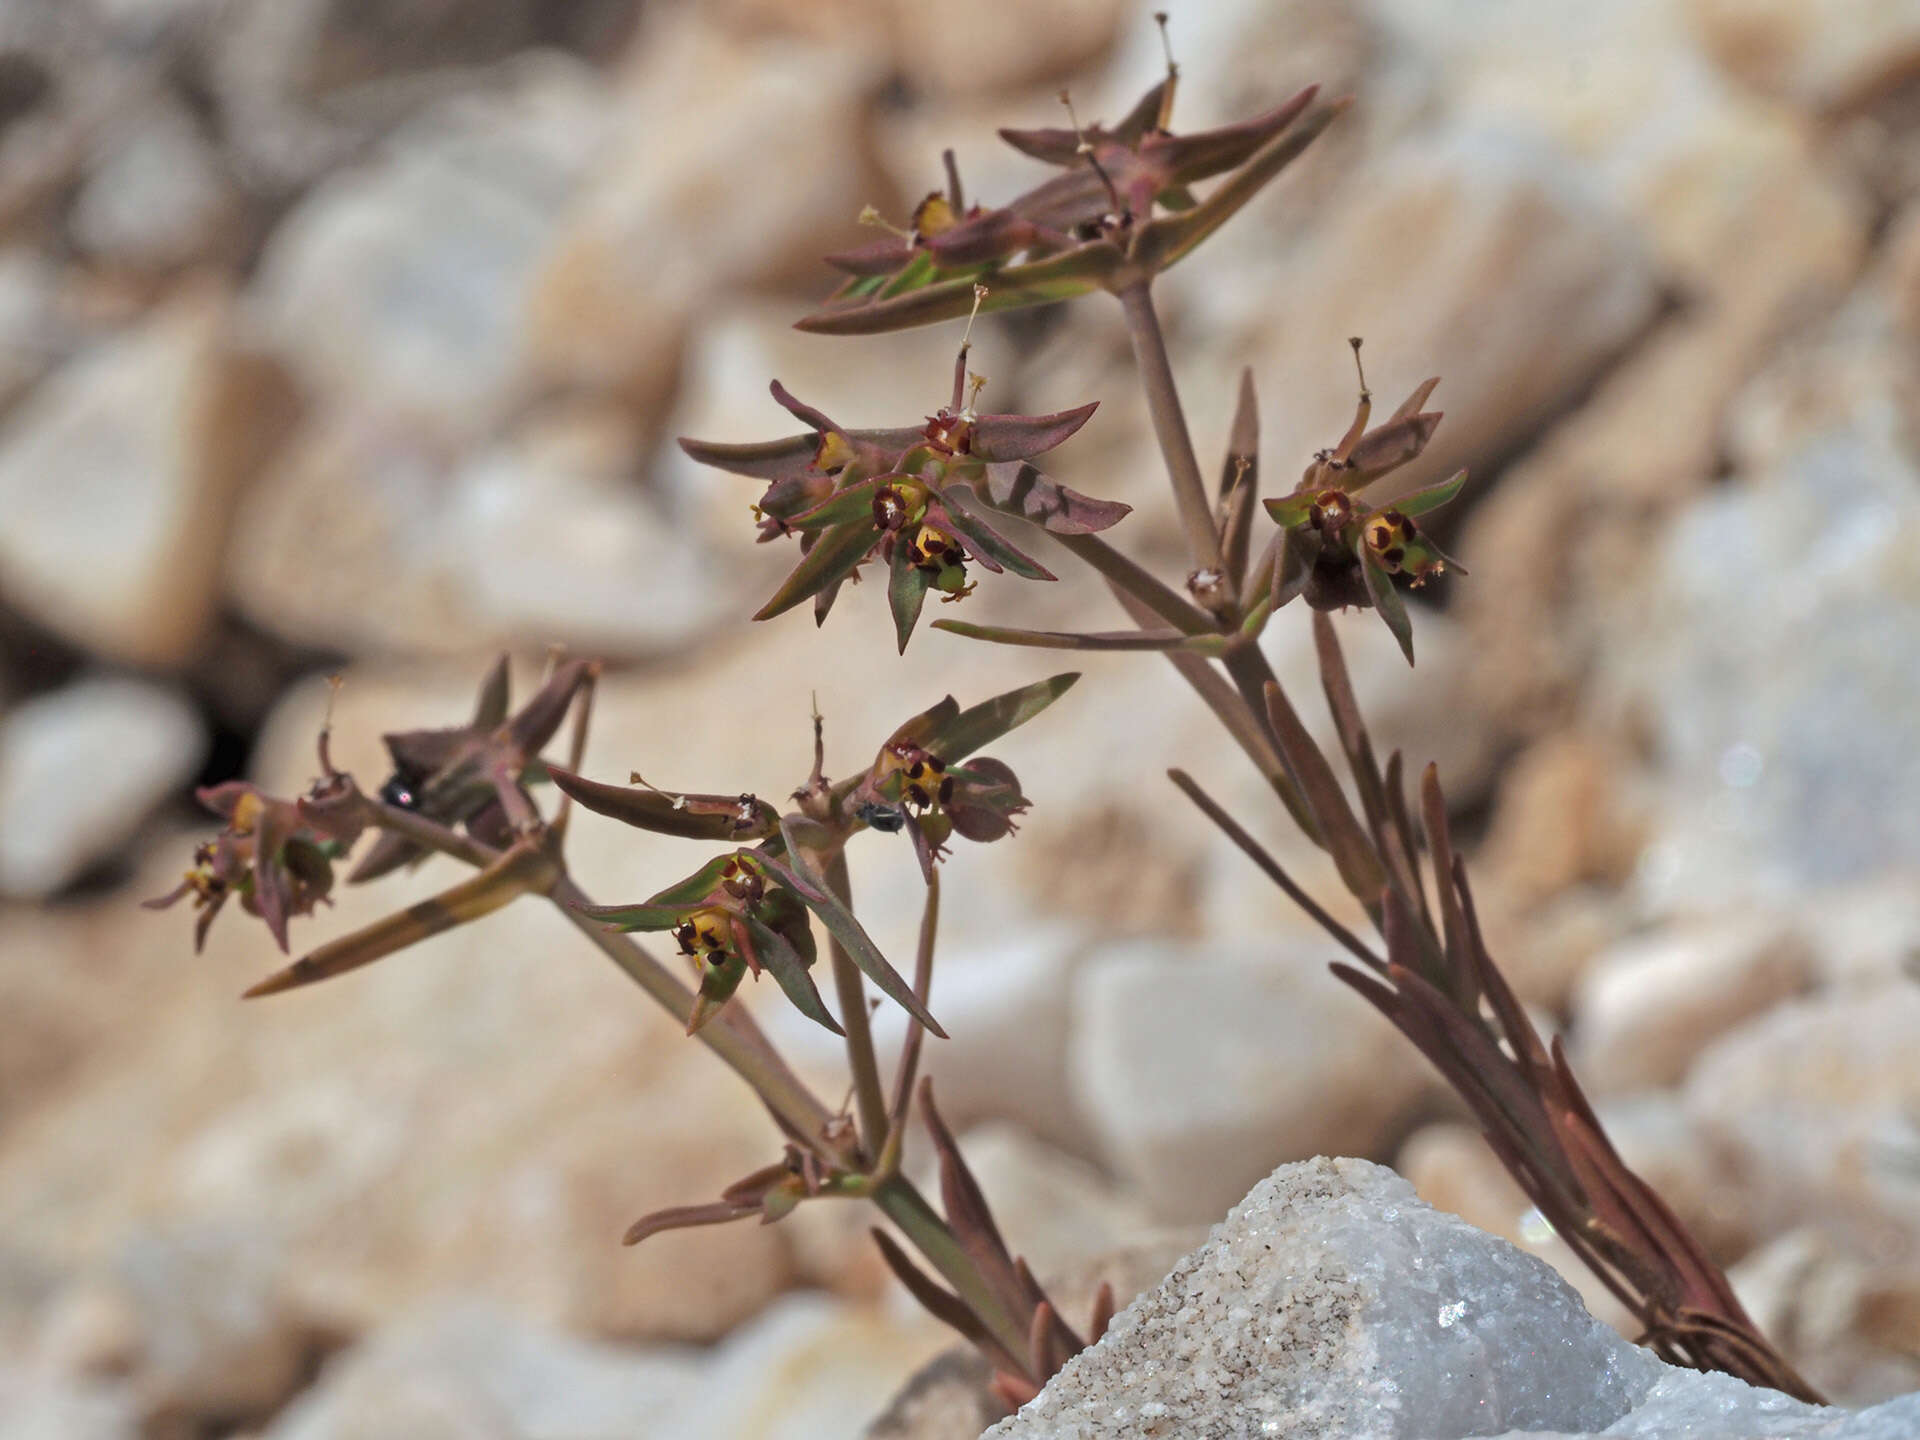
[0, 283, 298, 665]
[0, 676, 206, 899]
[1616, 291, 1920, 908]
[1685, 0, 1920, 114]
[1801, 871, 1920, 990]
[0, 1366, 138, 1440]
[1568, 915, 1812, 1094]
[225, 400, 729, 659]
[1219, 120, 1659, 507]
[1732, 1228, 1920, 1406]
[1069, 947, 1431, 1225]
[522, 10, 892, 410]
[987, 1157, 1664, 1439]
[249, 53, 614, 445]
[261, 1300, 699, 1440]
[68, 92, 236, 271]
[1683, 984, 1920, 1275]
[0, 824, 793, 1346]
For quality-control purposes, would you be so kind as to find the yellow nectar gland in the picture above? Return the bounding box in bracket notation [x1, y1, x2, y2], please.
[673, 907, 733, 966]
[1363, 509, 1417, 572]
[1309, 489, 1354, 534]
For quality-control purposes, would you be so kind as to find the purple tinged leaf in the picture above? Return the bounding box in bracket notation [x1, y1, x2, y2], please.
[1348, 412, 1441, 485]
[1387, 377, 1442, 427]
[885, 695, 961, 753]
[624, 1201, 758, 1246]
[1262, 679, 1388, 908]
[823, 235, 915, 276]
[769, 380, 842, 435]
[965, 402, 1098, 463]
[545, 767, 779, 842]
[252, 803, 295, 953]
[1150, 85, 1319, 185]
[931, 619, 1210, 652]
[754, 520, 876, 621]
[1132, 95, 1346, 273]
[503, 660, 593, 758]
[676, 433, 818, 481]
[889, 543, 931, 654]
[967, 462, 1131, 535]
[472, 654, 511, 728]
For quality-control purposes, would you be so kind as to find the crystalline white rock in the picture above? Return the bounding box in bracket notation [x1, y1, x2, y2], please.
[986, 1157, 1920, 1440]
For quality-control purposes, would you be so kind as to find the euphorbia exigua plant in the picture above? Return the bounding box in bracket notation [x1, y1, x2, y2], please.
[152, 17, 1823, 1417]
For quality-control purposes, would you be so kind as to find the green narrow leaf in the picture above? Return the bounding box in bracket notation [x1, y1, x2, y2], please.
[244, 842, 549, 997]
[888, 544, 931, 654]
[1388, 468, 1469, 520]
[1264, 492, 1315, 530]
[939, 495, 1055, 580]
[758, 853, 947, 1037]
[646, 853, 741, 908]
[1361, 551, 1414, 665]
[753, 521, 876, 621]
[1262, 680, 1388, 908]
[742, 914, 844, 1036]
[574, 900, 689, 932]
[931, 619, 1220, 653]
[929, 673, 1080, 761]
[795, 243, 1122, 336]
[789, 476, 887, 531]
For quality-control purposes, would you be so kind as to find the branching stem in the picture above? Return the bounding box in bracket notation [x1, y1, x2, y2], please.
[1118, 280, 1223, 574]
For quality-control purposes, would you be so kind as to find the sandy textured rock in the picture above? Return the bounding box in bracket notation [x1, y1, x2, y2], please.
[988, 1157, 1664, 1439]
[1068, 941, 1430, 1223]
[0, 285, 297, 665]
[69, 93, 235, 271]
[0, 677, 205, 898]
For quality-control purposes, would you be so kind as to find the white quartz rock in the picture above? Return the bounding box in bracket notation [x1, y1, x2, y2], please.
[987, 1157, 1920, 1440]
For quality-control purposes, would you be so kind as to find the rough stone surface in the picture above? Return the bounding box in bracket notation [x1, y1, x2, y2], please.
[988, 1156, 1663, 1439]
[989, 1157, 1920, 1439]
[0, 677, 206, 898]
[1068, 943, 1430, 1223]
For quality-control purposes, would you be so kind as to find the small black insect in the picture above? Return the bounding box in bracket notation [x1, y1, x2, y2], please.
[378, 773, 421, 811]
[857, 802, 906, 833]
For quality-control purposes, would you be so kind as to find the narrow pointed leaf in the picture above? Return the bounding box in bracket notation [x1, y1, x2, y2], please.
[758, 852, 945, 1036]
[1132, 95, 1345, 273]
[252, 804, 295, 952]
[624, 1201, 758, 1246]
[966, 402, 1097, 463]
[742, 914, 844, 1036]
[1262, 680, 1387, 907]
[789, 477, 887, 530]
[889, 544, 931, 654]
[1361, 551, 1414, 664]
[1348, 413, 1441, 485]
[932, 618, 1218, 652]
[1387, 467, 1468, 519]
[796, 243, 1123, 336]
[968, 462, 1131, 535]
[929, 673, 1079, 762]
[1264, 492, 1315, 530]
[1156, 86, 1319, 184]
[940, 497, 1055, 580]
[753, 520, 875, 621]
[1388, 377, 1441, 427]
[574, 900, 688, 932]
[244, 843, 549, 997]
[546, 767, 779, 842]
[1219, 367, 1260, 588]
[887, 695, 962, 752]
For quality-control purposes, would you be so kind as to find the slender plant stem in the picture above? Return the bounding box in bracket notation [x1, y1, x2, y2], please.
[825, 851, 890, 1161]
[548, 873, 841, 1155]
[877, 869, 940, 1179]
[1118, 280, 1224, 576]
[1054, 532, 1215, 635]
[871, 1172, 1031, 1365]
[364, 797, 501, 869]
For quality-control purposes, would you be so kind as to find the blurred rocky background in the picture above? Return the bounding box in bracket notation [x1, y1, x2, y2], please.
[3, 0, 1920, 1436]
